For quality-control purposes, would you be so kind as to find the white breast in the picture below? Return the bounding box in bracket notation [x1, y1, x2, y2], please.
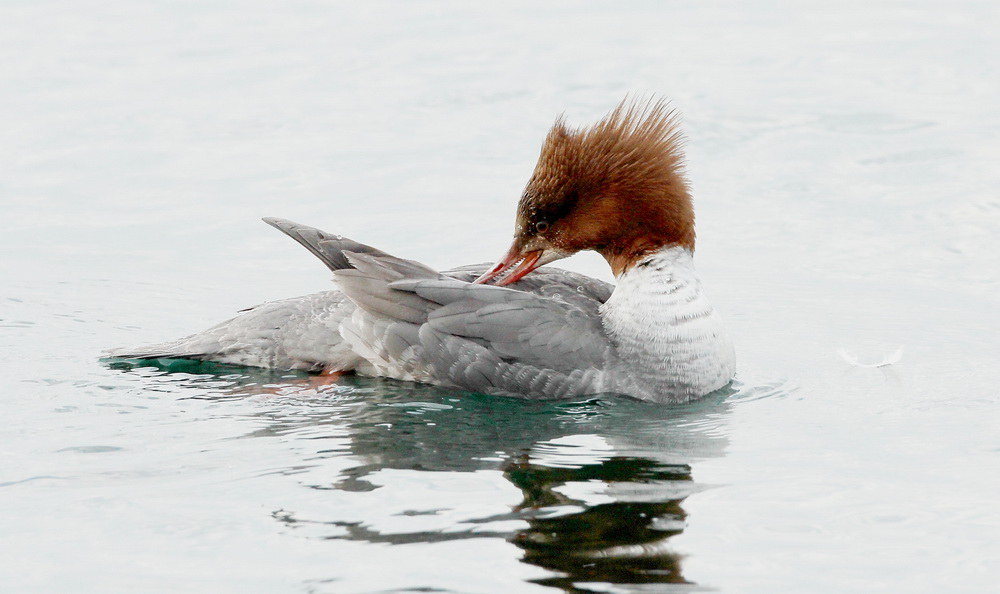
[600, 246, 736, 403]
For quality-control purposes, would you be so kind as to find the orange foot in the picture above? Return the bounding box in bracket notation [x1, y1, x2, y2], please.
[320, 367, 346, 379]
[222, 368, 348, 398]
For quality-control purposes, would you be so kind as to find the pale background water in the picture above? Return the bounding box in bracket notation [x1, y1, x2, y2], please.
[2, 1, 999, 592]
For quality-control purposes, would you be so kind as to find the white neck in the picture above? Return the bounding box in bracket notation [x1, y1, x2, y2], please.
[600, 246, 736, 403]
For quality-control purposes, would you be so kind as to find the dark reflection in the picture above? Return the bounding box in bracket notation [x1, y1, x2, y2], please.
[109, 359, 736, 591]
[508, 457, 694, 589]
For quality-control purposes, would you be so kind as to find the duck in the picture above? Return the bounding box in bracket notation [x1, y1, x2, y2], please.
[108, 98, 736, 403]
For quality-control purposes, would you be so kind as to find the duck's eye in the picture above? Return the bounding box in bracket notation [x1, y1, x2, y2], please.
[535, 220, 549, 234]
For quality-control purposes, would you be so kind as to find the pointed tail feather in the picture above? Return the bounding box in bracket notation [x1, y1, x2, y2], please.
[263, 217, 390, 272]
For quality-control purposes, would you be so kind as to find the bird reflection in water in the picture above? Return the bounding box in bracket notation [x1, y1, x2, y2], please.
[506, 455, 693, 588]
[107, 359, 733, 591]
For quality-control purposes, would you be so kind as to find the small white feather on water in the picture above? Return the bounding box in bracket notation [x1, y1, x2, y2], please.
[837, 346, 904, 368]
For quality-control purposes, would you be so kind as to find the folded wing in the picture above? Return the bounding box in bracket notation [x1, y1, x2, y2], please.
[336, 253, 618, 398]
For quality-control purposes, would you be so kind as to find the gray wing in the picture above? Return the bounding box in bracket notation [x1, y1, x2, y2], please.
[336, 253, 619, 399]
[262, 217, 614, 308]
[263, 217, 392, 272]
[444, 263, 614, 312]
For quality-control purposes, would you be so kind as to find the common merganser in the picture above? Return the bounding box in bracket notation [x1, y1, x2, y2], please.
[108, 99, 736, 403]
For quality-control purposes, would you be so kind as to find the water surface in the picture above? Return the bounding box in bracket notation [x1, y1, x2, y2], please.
[2, 1, 999, 592]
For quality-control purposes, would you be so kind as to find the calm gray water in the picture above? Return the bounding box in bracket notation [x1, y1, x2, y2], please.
[3, 1, 999, 592]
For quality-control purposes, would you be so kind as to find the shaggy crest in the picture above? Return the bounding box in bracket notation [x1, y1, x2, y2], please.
[518, 98, 696, 273]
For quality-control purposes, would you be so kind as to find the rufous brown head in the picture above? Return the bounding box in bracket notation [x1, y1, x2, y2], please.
[476, 98, 694, 285]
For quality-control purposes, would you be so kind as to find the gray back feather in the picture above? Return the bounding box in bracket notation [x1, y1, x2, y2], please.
[263, 217, 390, 272]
